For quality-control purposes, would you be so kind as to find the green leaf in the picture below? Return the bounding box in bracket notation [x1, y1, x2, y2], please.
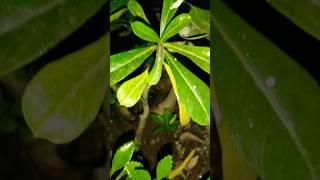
[163, 109, 174, 122]
[160, 0, 184, 37]
[267, 0, 320, 41]
[164, 42, 210, 74]
[127, 0, 150, 24]
[161, 13, 191, 42]
[131, 21, 160, 42]
[110, 46, 156, 85]
[111, 0, 129, 13]
[117, 69, 149, 107]
[149, 45, 164, 86]
[111, 141, 136, 176]
[0, 0, 105, 77]
[110, 8, 128, 23]
[126, 167, 151, 180]
[164, 51, 209, 126]
[150, 113, 166, 125]
[21, 35, 108, 144]
[213, 1, 320, 179]
[189, 5, 210, 34]
[179, 24, 209, 40]
[156, 155, 173, 179]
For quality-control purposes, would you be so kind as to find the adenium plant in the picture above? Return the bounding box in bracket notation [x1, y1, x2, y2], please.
[110, 0, 210, 126]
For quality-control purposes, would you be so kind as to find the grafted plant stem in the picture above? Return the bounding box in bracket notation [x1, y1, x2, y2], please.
[135, 86, 150, 145]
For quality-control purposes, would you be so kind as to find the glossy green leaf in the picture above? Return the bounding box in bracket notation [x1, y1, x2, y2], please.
[117, 69, 149, 107]
[0, 0, 105, 77]
[149, 45, 164, 86]
[156, 155, 173, 179]
[189, 5, 210, 34]
[131, 21, 160, 42]
[179, 24, 209, 40]
[111, 0, 129, 13]
[164, 51, 209, 126]
[126, 165, 151, 180]
[110, 46, 156, 85]
[161, 13, 191, 42]
[150, 113, 166, 125]
[164, 42, 210, 74]
[160, 0, 184, 37]
[213, 1, 320, 179]
[127, 0, 150, 23]
[267, 0, 320, 41]
[111, 141, 136, 175]
[21, 35, 108, 144]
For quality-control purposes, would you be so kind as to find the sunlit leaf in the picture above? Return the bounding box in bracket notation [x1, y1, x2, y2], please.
[189, 5, 210, 34]
[111, 141, 136, 175]
[164, 42, 210, 73]
[110, 46, 156, 85]
[127, 0, 150, 23]
[161, 13, 191, 42]
[160, 0, 184, 37]
[213, 1, 320, 179]
[156, 155, 173, 179]
[164, 52, 209, 126]
[0, 0, 105, 76]
[22, 35, 108, 144]
[268, 0, 320, 41]
[131, 21, 160, 42]
[149, 45, 164, 86]
[117, 69, 149, 107]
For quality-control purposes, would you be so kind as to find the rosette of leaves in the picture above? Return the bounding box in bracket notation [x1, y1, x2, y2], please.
[111, 0, 210, 126]
[110, 141, 173, 180]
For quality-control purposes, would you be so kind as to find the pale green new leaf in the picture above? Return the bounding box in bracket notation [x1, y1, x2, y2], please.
[164, 42, 210, 73]
[267, 0, 320, 41]
[131, 21, 160, 42]
[149, 45, 164, 86]
[0, 0, 105, 77]
[189, 5, 210, 34]
[127, 0, 150, 23]
[213, 1, 320, 179]
[160, 0, 184, 37]
[156, 155, 173, 179]
[111, 141, 136, 176]
[161, 13, 191, 42]
[21, 35, 108, 144]
[110, 46, 156, 85]
[117, 69, 149, 107]
[164, 51, 209, 126]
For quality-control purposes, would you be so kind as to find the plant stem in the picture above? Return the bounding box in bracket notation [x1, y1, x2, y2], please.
[151, 87, 177, 115]
[135, 86, 150, 145]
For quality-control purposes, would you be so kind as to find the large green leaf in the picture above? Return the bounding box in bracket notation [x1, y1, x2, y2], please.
[149, 45, 164, 86]
[164, 51, 209, 126]
[213, 1, 320, 179]
[161, 13, 191, 42]
[164, 42, 210, 73]
[160, 0, 184, 37]
[117, 69, 149, 107]
[111, 141, 136, 175]
[267, 0, 320, 41]
[189, 5, 210, 34]
[0, 0, 105, 77]
[156, 155, 173, 179]
[131, 21, 160, 42]
[21, 35, 108, 144]
[127, 0, 150, 23]
[110, 46, 156, 85]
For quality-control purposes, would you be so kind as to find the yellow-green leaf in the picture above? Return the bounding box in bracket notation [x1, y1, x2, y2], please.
[117, 69, 149, 107]
[160, 0, 184, 37]
[149, 45, 164, 86]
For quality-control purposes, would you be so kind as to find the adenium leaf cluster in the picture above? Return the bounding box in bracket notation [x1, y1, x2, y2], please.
[111, 0, 210, 126]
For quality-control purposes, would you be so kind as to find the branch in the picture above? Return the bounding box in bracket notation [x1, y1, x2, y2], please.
[134, 86, 150, 145]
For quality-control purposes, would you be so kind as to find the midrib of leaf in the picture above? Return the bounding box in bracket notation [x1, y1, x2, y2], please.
[165, 43, 208, 64]
[168, 55, 209, 122]
[111, 46, 155, 72]
[119, 71, 147, 103]
[35, 56, 106, 133]
[0, 0, 63, 35]
[213, 16, 317, 179]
